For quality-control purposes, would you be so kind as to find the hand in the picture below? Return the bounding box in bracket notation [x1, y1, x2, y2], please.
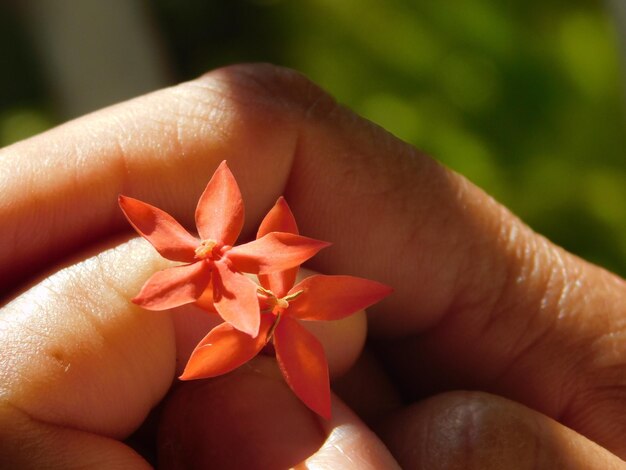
[1, 64, 625, 469]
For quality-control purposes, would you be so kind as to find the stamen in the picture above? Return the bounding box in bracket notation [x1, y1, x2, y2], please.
[283, 289, 304, 302]
[256, 287, 302, 313]
[257, 286, 274, 296]
[195, 239, 217, 259]
[266, 313, 282, 342]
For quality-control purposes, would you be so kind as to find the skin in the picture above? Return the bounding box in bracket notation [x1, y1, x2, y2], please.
[0, 63, 625, 468]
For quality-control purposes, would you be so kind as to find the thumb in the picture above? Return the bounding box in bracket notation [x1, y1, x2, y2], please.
[0, 237, 175, 467]
[157, 357, 399, 469]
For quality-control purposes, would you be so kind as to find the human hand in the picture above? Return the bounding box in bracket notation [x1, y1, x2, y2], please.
[1, 64, 625, 469]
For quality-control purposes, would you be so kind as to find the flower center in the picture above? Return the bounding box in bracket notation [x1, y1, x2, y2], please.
[257, 286, 304, 314]
[195, 239, 218, 259]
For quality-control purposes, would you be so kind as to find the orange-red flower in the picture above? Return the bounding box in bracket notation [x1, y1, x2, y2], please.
[119, 162, 329, 336]
[180, 197, 392, 419]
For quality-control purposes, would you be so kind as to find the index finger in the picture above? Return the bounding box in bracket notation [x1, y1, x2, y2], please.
[0, 67, 294, 295]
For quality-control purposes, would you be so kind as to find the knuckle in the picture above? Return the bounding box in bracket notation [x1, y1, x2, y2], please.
[385, 391, 546, 469]
[191, 63, 338, 121]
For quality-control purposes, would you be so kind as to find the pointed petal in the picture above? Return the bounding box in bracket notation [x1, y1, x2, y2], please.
[212, 261, 261, 336]
[257, 196, 299, 237]
[274, 316, 331, 420]
[180, 316, 272, 380]
[257, 197, 299, 297]
[132, 261, 212, 310]
[194, 282, 217, 313]
[195, 161, 244, 245]
[118, 195, 197, 262]
[287, 275, 393, 321]
[228, 232, 330, 275]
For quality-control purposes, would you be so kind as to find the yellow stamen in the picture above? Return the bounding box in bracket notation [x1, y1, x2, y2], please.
[258, 287, 305, 312]
[195, 239, 217, 259]
[266, 313, 282, 342]
[283, 289, 304, 303]
[257, 286, 273, 296]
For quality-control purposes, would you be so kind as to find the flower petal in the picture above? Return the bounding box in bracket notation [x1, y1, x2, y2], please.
[257, 196, 299, 237]
[179, 316, 272, 380]
[257, 197, 299, 297]
[212, 261, 261, 336]
[132, 261, 212, 310]
[228, 232, 330, 275]
[287, 275, 393, 321]
[194, 281, 217, 313]
[118, 195, 198, 262]
[195, 161, 244, 246]
[273, 316, 331, 420]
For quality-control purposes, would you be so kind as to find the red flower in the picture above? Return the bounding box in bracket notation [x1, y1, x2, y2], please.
[180, 197, 392, 419]
[119, 162, 329, 336]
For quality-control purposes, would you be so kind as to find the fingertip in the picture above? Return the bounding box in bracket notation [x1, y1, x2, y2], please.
[303, 395, 401, 470]
[290, 267, 369, 379]
[158, 357, 400, 470]
[158, 358, 325, 470]
[378, 392, 625, 470]
[304, 309, 367, 379]
[0, 237, 176, 439]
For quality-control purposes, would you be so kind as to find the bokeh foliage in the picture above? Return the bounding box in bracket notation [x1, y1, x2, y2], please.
[0, 7, 54, 145]
[2, 0, 625, 275]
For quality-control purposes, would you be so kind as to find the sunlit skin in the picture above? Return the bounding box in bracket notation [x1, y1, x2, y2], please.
[1, 64, 625, 468]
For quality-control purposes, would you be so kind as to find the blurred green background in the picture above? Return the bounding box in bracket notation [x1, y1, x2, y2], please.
[1, 0, 625, 275]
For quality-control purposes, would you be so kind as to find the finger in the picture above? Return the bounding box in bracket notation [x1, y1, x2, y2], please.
[378, 391, 625, 469]
[2, 64, 625, 455]
[157, 357, 400, 469]
[0, 403, 150, 469]
[0, 238, 366, 464]
[0, 68, 298, 292]
[0, 238, 172, 466]
[332, 349, 403, 427]
[0, 238, 174, 439]
[301, 393, 400, 470]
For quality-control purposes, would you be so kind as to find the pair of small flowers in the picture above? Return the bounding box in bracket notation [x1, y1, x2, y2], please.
[119, 161, 391, 419]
